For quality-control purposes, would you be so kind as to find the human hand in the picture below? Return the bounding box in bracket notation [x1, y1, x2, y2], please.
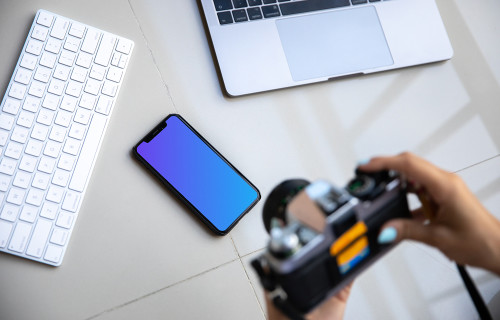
[359, 152, 500, 275]
[266, 282, 353, 320]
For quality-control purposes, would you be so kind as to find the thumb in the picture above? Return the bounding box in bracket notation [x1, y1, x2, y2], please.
[378, 219, 437, 247]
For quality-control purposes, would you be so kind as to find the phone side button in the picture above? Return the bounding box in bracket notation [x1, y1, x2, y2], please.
[68, 113, 107, 192]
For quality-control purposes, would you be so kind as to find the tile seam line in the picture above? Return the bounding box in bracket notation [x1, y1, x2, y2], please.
[454, 154, 500, 174]
[237, 258, 267, 318]
[126, 0, 178, 113]
[84, 257, 240, 320]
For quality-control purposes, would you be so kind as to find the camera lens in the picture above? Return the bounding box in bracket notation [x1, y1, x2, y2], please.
[262, 179, 310, 233]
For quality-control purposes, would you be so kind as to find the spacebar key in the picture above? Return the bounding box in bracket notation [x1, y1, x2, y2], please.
[280, 0, 351, 16]
[69, 114, 108, 192]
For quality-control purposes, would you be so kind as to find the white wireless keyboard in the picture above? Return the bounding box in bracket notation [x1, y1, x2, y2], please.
[0, 10, 133, 266]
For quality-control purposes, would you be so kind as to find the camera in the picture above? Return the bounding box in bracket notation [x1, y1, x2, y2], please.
[251, 170, 411, 319]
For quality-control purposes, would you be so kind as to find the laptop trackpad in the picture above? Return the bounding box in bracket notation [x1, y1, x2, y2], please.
[276, 6, 393, 82]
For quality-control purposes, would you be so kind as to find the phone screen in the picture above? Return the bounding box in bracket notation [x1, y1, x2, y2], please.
[134, 114, 260, 234]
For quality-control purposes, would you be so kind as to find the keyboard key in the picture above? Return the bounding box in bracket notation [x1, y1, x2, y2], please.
[9, 83, 27, 100]
[13, 171, 32, 189]
[62, 191, 80, 212]
[52, 169, 70, 187]
[64, 36, 81, 52]
[69, 22, 86, 38]
[37, 11, 54, 27]
[58, 154, 75, 171]
[19, 154, 38, 172]
[8, 222, 32, 253]
[44, 244, 63, 263]
[1, 204, 20, 222]
[71, 66, 88, 83]
[116, 39, 132, 54]
[59, 50, 76, 67]
[31, 124, 49, 141]
[20, 205, 39, 223]
[0, 220, 13, 248]
[20, 53, 38, 70]
[217, 11, 234, 25]
[102, 81, 118, 97]
[26, 39, 44, 56]
[280, 0, 350, 16]
[263, 0, 276, 3]
[69, 114, 106, 192]
[26, 219, 52, 258]
[25, 139, 43, 157]
[50, 228, 69, 246]
[262, 4, 280, 18]
[95, 34, 116, 67]
[31, 25, 49, 41]
[248, 0, 262, 6]
[26, 188, 44, 206]
[95, 97, 113, 116]
[214, 0, 233, 11]
[55, 210, 74, 229]
[34, 66, 51, 83]
[28, 81, 46, 98]
[232, 9, 248, 22]
[51, 17, 70, 40]
[0, 173, 12, 191]
[46, 185, 64, 203]
[45, 37, 62, 54]
[43, 140, 62, 158]
[247, 7, 263, 20]
[54, 110, 73, 127]
[233, 0, 248, 8]
[63, 137, 81, 156]
[11, 127, 29, 144]
[40, 202, 58, 219]
[0, 114, 15, 131]
[76, 52, 93, 69]
[53, 64, 71, 81]
[0, 158, 17, 175]
[38, 156, 56, 174]
[5, 141, 23, 159]
[106, 66, 123, 83]
[43, 93, 61, 109]
[32, 172, 50, 190]
[14, 68, 33, 85]
[66, 81, 83, 97]
[3, 98, 21, 115]
[6, 187, 26, 205]
[23, 96, 41, 113]
[81, 29, 101, 54]
[40, 52, 57, 68]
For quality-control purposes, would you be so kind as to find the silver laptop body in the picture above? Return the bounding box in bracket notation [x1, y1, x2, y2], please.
[199, 0, 453, 97]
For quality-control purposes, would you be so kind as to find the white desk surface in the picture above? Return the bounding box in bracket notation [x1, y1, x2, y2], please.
[0, 1, 499, 319]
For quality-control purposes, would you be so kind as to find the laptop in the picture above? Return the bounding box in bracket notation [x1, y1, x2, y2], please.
[198, 0, 453, 97]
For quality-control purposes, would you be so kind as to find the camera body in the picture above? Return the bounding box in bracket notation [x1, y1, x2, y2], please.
[252, 170, 411, 317]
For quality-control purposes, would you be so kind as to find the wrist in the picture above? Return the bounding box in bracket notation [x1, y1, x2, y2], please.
[485, 219, 500, 276]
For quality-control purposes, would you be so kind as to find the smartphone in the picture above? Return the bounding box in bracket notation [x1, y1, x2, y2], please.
[133, 114, 260, 235]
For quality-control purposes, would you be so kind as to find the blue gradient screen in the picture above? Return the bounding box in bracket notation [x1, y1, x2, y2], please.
[136, 116, 259, 232]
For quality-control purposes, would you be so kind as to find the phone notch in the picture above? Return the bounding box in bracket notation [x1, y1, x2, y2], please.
[144, 121, 167, 143]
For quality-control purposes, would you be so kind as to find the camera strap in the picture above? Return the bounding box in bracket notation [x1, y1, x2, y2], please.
[456, 264, 492, 320]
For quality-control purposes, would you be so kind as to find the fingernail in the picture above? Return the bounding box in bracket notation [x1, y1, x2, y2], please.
[378, 227, 397, 244]
[357, 159, 371, 166]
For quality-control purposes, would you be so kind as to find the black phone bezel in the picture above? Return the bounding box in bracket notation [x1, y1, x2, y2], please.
[132, 114, 261, 235]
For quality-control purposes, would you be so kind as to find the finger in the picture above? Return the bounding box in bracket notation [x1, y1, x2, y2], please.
[410, 208, 427, 222]
[358, 152, 449, 201]
[378, 218, 437, 248]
